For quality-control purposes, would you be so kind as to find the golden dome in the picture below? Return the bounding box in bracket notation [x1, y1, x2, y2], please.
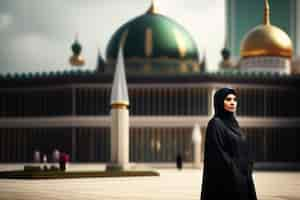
[69, 34, 85, 67]
[240, 0, 293, 58]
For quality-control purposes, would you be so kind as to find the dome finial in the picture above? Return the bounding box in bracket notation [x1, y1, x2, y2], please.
[75, 32, 79, 42]
[69, 33, 85, 66]
[147, 0, 158, 14]
[264, 0, 270, 25]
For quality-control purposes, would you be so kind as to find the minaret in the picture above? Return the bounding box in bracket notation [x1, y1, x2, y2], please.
[96, 48, 106, 73]
[108, 46, 130, 170]
[69, 34, 85, 67]
[200, 50, 207, 72]
[219, 35, 235, 70]
[219, 48, 235, 70]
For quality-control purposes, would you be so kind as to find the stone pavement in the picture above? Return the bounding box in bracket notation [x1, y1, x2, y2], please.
[0, 165, 300, 200]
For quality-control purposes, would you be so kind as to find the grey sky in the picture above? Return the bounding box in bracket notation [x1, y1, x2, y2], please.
[0, 0, 225, 74]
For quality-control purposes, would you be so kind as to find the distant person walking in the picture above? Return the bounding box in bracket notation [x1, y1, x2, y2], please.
[200, 88, 257, 200]
[176, 153, 183, 170]
[59, 152, 69, 171]
[33, 150, 41, 163]
[52, 149, 60, 163]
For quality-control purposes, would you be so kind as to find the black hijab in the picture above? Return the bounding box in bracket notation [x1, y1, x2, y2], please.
[214, 87, 240, 130]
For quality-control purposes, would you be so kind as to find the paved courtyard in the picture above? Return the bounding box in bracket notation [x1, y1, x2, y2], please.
[0, 165, 300, 200]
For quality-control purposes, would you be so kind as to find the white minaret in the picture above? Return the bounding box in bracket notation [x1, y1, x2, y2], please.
[108, 46, 130, 170]
[192, 123, 202, 168]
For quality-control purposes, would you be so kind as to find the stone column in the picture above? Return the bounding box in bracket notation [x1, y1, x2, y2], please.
[192, 124, 202, 168]
[208, 88, 216, 117]
[110, 106, 129, 169]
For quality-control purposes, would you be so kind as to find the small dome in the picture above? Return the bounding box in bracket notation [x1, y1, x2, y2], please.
[240, 0, 293, 58]
[69, 35, 85, 67]
[72, 41, 82, 55]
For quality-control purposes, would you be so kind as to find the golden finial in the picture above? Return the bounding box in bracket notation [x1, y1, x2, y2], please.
[264, 0, 270, 25]
[147, 0, 158, 14]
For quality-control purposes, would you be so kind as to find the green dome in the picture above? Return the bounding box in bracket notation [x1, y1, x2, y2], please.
[105, 8, 200, 74]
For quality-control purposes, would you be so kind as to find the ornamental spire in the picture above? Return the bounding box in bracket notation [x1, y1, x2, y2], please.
[264, 0, 270, 25]
[147, 0, 158, 14]
[75, 32, 79, 42]
[110, 46, 129, 106]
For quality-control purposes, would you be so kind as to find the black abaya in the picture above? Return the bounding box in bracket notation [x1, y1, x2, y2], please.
[200, 88, 257, 200]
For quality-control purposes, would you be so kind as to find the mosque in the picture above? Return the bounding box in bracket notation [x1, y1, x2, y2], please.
[0, 1, 300, 168]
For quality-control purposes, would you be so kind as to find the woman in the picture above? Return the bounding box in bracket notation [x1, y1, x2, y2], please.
[200, 88, 257, 200]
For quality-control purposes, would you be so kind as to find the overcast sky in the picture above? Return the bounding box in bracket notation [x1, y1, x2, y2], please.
[0, 0, 225, 74]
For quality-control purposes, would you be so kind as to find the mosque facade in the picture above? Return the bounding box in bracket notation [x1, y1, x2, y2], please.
[0, 1, 300, 168]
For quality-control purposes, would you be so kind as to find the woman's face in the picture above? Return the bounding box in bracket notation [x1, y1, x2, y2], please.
[223, 93, 237, 113]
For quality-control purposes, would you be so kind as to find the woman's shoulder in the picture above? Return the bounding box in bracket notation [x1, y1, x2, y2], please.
[206, 118, 227, 140]
[208, 117, 224, 127]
